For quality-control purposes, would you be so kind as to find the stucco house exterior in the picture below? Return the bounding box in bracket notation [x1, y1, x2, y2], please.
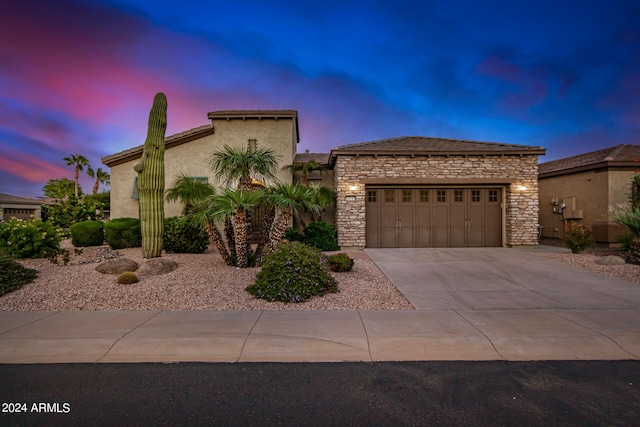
[102, 110, 299, 219]
[103, 110, 546, 248]
[538, 144, 640, 245]
[0, 193, 43, 221]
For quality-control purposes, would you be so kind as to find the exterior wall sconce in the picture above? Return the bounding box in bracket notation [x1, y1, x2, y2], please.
[516, 185, 527, 191]
[348, 185, 359, 191]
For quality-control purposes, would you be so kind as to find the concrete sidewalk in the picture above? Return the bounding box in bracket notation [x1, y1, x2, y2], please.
[1, 247, 639, 363]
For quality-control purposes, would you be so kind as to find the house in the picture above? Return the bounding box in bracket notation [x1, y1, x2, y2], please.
[102, 110, 299, 219]
[538, 144, 640, 245]
[103, 110, 546, 248]
[0, 193, 43, 221]
[329, 136, 545, 248]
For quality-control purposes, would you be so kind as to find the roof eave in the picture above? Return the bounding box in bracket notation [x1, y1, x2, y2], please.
[539, 160, 640, 178]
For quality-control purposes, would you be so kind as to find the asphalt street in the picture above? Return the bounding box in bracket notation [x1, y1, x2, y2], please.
[1, 361, 639, 426]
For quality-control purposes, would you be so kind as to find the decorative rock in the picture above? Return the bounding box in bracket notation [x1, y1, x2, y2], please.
[95, 257, 139, 274]
[137, 258, 178, 277]
[594, 255, 626, 266]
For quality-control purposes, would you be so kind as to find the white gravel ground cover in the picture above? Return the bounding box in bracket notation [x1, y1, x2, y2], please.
[542, 252, 640, 285]
[1, 243, 414, 311]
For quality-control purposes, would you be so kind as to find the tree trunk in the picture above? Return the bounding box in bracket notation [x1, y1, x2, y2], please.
[267, 208, 293, 252]
[74, 167, 80, 197]
[255, 206, 276, 263]
[205, 222, 233, 266]
[224, 217, 236, 260]
[92, 180, 99, 195]
[234, 209, 251, 268]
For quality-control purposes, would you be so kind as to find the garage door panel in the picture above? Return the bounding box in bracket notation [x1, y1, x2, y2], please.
[365, 187, 502, 248]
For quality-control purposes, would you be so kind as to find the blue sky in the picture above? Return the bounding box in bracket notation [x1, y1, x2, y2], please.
[1, 0, 639, 197]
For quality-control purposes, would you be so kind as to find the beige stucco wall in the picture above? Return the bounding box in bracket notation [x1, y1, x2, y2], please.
[538, 169, 636, 239]
[333, 154, 540, 248]
[108, 118, 297, 219]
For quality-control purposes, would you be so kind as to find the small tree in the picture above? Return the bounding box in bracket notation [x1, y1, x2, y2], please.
[87, 167, 110, 195]
[166, 174, 215, 214]
[208, 145, 279, 190]
[42, 178, 78, 199]
[62, 154, 91, 198]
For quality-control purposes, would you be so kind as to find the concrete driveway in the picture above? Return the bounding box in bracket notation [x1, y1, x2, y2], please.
[366, 247, 640, 360]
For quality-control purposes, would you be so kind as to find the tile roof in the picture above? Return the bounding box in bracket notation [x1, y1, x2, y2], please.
[330, 136, 545, 158]
[539, 144, 640, 176]
[101, 124, 214, 167]
[293, 152, 330, 165]
[0, 193, 43, 205]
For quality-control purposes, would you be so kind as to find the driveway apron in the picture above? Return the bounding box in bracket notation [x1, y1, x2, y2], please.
[365, 247, 640, 360]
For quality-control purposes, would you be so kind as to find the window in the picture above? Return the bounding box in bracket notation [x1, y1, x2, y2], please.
[437, 190, 446, 202]
[489, 190, 498, 202]
[419, 190, 429, 202]
[472, 190, 480, 202]
[454, 190, 463, 202]
[402, 190, 412, 202]
[131, 177, 139, 199]
[384, 190, 394, 203]
[367, 190, 377, 203]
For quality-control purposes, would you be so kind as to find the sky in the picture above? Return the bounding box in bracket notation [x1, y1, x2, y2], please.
[1, 0, 639, 197]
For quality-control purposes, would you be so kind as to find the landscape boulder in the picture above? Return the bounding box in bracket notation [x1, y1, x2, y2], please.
[594, 255, 626, 266]
[95, 257, 139, 274]
[137, 258, 178, 277]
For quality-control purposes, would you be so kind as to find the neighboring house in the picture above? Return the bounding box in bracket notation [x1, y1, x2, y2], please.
[104, 110, 546, 248]
[0, 193, 43, 221]
[538, 144, 640, 245]
[102, 110, 299, 219]
[330, 136, 545, 248]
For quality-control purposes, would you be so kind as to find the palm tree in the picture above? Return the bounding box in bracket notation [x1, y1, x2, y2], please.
[281, 159, 327, 187]
[211, 188, 265, 268]
[166, 174, 215, 214]
[87, 167, 111, 195]
[307, 186, 335, 223]
[187, 194, 234, 266]
[63, 154, 91, 198]
[265, 183, 321, 254]
[208, 145, 279, 190]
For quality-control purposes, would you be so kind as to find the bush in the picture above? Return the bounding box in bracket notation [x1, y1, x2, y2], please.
[246, 241, 338, 303]
[326, 253, 354, 272]
[613, 206, 640, 238]
[117, 271, 138, 284]
[562, 223, 593, 253]
[0, 252, 37, 296]
[302, 222, 339, 251]
[0, 218, 61, 258]
[104, 218, 142, 249]
[284, 228, 304, 242]
[69, 220, 104, 247]
[616, 233, 635, 251]
[163, 217, 209, 254]
[43, 195, 105, 231]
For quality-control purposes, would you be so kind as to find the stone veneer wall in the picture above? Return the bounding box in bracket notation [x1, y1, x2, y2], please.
[333, 155, 540, 248]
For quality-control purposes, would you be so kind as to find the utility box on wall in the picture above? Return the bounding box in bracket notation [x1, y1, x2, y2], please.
[561, 196, 584, 220]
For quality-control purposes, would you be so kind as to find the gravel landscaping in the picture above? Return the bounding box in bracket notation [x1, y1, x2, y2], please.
[0, 242, 413, 311]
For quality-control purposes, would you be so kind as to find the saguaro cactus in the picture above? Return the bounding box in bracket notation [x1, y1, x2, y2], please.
[134, 93, 167, 258]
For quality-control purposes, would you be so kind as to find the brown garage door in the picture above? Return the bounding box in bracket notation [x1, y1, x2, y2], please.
[365, 188, 502, 248]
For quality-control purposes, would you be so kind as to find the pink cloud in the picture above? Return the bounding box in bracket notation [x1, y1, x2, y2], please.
[0, 149, 70, 183]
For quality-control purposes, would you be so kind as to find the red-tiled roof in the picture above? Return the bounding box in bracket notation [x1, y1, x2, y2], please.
[330, 136, 545, 160]
[539, 144, 640, 176]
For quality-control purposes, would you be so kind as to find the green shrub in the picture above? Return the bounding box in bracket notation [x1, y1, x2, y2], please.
[163, 217, 209, 254]
[0, 252, 37, 296]
[613, 206, 640, 238]
[562, 223, 593, 253]
[117, 271, 138, 284]
[246, 241, 338, 303]
[616, 233, 635, 251]
[104, 218, 142, 249]
[302, 221, 339, 251]
[0, 218, 61, 259]
[326, 253, 354, 272]
[284, 228, 304, 242]
[43, 195, 105, 230]
[69, 220, 104, 247]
